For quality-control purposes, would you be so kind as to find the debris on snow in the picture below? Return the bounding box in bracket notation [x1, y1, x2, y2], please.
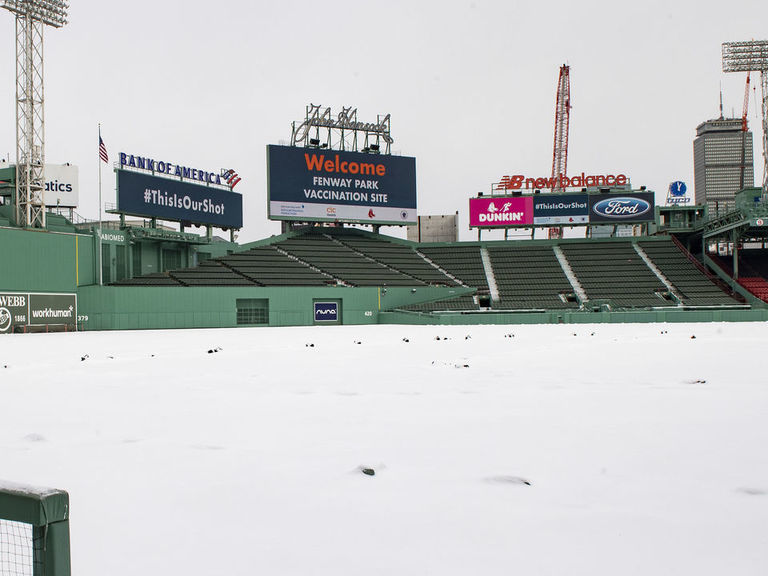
[24, 433, 46, 443]
[485, 475, 531, 486]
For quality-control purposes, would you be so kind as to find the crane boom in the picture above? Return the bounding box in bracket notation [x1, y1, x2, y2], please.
[551, 65, 571, 192]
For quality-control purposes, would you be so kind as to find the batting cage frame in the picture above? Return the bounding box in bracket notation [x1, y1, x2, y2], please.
[0, 482, 70, 576]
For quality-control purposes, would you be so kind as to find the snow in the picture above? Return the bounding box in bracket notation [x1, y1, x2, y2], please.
[1, 322, 767, 575]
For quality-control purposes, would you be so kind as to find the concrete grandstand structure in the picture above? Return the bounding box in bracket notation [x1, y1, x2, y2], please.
[105, 224, 752, 323]
[4, 204, 768, 330]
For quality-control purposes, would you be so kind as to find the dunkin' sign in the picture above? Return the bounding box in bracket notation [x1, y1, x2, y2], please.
[469, 196, 533, 227]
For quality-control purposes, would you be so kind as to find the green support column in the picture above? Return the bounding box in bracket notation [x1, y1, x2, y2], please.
[732, 229, 739, 280]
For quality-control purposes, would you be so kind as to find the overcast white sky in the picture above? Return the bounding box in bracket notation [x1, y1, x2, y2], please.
[1, 0, 767, 242]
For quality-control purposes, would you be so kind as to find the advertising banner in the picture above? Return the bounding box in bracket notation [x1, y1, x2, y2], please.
[588, 191, 656, 223]
[267, 145, 417, 225]
[0, 293, 77, 333]
[469, 196, 533, 227]
[43, 164, 79, 208]
[666, 181, 690, 205]
[533, 193, 589, 225]
[314, 301, 339, 322]
[116, 169, 243, 229]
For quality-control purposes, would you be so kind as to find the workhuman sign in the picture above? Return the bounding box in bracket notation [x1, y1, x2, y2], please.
[267, 145, 417, 225]
[0, 293, 77, 334]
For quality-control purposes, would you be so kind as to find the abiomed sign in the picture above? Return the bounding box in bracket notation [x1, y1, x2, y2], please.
[267, 145, 417, 225]
[0, 293, 77, 334]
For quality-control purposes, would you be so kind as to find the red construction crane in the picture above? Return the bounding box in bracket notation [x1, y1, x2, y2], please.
[739, 72, 751, 191]
[551, 64, 571, 192]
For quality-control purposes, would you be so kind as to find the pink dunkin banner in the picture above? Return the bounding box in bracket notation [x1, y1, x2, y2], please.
[469, 196, 534, 227]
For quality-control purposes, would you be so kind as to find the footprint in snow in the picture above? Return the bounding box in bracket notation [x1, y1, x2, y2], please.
[737, 487, 767, 496]
[24, 433, 46, 442]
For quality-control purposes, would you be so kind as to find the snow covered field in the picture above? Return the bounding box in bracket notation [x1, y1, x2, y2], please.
[1, 322, 767, 575]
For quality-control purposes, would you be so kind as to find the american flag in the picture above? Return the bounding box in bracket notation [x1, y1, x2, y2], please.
[99, 135, 108, 163]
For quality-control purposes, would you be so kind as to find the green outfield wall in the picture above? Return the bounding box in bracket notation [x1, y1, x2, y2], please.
[0, 226, 96, 291]
[76, 285, 471, 330]
[380, 307, 768, 325]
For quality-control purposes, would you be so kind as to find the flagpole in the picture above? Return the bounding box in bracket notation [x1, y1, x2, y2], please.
[98, 124, 103, 286]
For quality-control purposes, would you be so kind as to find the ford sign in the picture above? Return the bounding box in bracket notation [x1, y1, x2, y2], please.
[591, 195, 653, 221]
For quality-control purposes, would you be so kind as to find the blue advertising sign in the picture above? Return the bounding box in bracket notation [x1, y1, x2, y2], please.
[588, 191, 655, 223]
[668, 181, 687, 197]
[533, 193, 589, 225]
[116, 169, 243, 228]
[667, 181, 690, 205]
[314, 301, 338, 322]
[267, 145, 417, 225]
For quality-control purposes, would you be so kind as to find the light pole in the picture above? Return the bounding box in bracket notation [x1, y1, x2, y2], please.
[723, 40, 768, 196]
[2, 0, 69, 228]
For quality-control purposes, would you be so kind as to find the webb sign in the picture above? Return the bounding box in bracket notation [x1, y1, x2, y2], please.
[267, 145, 417, 225]
[0, 293, 77, 333]
[116, 170, 243, 229]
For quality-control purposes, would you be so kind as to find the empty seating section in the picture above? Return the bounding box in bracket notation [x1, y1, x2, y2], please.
[220, 246, 330, 286]
[332, 234, 457, 286]
[399, 295, 479, 312]
[738, 248, 768, 278]
[110, 227, 746, 311]
[276, 233, 425, 287]
[487, 245, 577, 310]
[639, 240, 741, 306]
[560, 242, 670, 308]
[738, 277, 768, 302]
[113, 273, 182, 286]
[419, 246, 489, 295]
[169, 260, 254, 286]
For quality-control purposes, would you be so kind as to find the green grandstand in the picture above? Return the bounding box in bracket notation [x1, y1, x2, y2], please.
[112, 226, 746, 314]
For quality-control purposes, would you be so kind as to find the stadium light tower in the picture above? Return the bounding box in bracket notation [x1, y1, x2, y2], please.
[2, 0, 69, 228]
[723, 40, 768, 195]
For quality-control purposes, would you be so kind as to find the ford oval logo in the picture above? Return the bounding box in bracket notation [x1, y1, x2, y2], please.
[592, 197, 651, 219]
